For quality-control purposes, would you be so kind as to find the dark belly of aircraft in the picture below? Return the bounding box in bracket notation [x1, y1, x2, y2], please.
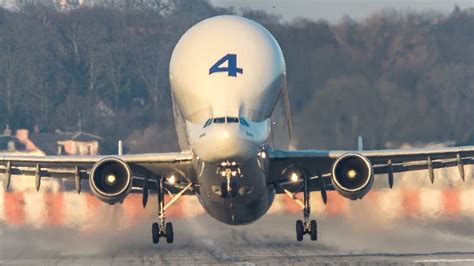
[194, 157, 275, 225]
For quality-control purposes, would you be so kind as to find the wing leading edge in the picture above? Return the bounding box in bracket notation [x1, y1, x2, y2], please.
[269, 145, 474, 192]
[0, 151, 195, 194]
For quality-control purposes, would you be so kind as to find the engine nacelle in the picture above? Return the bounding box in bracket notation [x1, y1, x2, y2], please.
[89, 157, 132, 205]
[331, 153, 374, 200]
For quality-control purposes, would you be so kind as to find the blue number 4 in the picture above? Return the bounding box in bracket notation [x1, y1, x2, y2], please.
[209, 54, 243, 77]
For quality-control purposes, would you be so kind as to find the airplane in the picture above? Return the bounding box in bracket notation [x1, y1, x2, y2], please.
[1, 15, 473, 245]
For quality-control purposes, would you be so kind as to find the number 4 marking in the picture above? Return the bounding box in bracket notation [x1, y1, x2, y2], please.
[209, 54, 243, 77]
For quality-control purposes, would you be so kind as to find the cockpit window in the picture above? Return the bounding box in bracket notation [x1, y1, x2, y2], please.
[240, 118, 250, 127]
[203, 118, 212, 128]
[207, 117, 249, 126]
[214, 117, 226, 123]
[227, 117, 239, 123]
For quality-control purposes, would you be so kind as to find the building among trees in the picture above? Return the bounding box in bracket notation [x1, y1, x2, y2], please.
[0, 126, 101, 155]
[0, 1, 472, 152]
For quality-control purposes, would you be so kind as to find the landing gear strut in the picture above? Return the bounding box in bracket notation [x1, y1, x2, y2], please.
[279, 171, 318, 241]
[150, 177, 191, 245]
[300, 173, 318, 241]
[217, 161, 241, 198]
[295, 176, 318, 241]
[152, 178, 173, 244]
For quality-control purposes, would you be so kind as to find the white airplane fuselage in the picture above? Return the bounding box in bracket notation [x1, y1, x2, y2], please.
[169, 15, 286, 225]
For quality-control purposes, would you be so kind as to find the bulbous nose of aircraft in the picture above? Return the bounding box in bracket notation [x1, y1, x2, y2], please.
[193, 124, 259, 162]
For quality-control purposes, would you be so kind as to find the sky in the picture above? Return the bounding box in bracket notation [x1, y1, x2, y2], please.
[1, 0, 472, 22]
[210, 0, 474, 22]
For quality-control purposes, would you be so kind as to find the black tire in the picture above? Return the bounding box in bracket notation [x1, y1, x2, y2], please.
[296, 220, 304, 241]
[152, 222, 159, 244]
[165, 222, 174, 244]
[230, 181, 238, 198]
[310, 220, 318, 241]
[221, 182, 227, 198]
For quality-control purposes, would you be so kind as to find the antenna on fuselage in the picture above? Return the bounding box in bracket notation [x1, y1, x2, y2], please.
[357, 136, 363, 151]
[118, 140, 124, 155]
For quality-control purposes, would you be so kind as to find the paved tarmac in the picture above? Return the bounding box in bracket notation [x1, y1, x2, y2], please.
[0, 213, 473, 265]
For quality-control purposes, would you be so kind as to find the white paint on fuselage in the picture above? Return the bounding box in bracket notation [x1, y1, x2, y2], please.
[187, 118, 270, 162]
[170, 15, 286, 163]
[169, 15, 286, 224]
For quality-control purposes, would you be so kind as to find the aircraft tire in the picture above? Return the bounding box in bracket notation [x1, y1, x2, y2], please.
[221, 182, 227, 198]
[296, 220, 304, 241]
[230, 180, 238, 198]
[152, 222, 159, 244]
[166, 222, 174, 243]
[310, 220, 317, 241]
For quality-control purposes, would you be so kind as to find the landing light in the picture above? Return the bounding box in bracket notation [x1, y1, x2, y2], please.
[105, 174, 117, 185]
[347, 169, 357, 179]
[290, 172, 299, 182]
[258, 151, 266, 159]
[168, 175, 176, 184]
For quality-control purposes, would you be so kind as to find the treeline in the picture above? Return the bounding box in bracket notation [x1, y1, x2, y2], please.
[0, 1, 473, 153]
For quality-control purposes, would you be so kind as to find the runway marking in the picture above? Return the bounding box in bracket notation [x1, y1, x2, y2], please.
[413, 258, 474, 263]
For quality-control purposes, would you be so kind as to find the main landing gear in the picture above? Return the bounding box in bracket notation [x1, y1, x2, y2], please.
[150, 177, 192, 245]
[278, 171, 319, 241]
[297, 173, 318, 241]
[152, 220, 173, 244]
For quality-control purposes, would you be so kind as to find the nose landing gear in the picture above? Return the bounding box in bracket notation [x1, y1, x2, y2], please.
[217, 161, 241, 198]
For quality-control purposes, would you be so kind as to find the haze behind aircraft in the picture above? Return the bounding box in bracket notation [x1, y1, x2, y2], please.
[1, 15, 473, 245]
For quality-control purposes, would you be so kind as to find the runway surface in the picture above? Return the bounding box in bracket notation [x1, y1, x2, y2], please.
[1, 213, 473, 265]
[1, 162, 473, 264]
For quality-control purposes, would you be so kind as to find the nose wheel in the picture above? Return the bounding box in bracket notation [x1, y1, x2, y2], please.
[220, 179, 238, 198]
[217, 161, 241, 198]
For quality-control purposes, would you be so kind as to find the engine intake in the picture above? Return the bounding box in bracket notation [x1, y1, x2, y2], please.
[89, 157, 132, 204]
[331, 153, 374, 200]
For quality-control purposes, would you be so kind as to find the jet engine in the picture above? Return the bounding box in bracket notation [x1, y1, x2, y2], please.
[89, 157, 132, 204]
[331, 153, 374, 200]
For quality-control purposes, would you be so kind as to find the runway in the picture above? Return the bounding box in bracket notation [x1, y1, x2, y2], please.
[1, 173, 473, 265]
[1, 213, 473, 265]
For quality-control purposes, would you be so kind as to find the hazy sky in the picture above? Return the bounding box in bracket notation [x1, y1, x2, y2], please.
[1, 1, 472, 22]
[211, 0, 474, 22]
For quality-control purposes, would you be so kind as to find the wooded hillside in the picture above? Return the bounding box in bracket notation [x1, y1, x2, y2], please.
[0, 1, 473, 152]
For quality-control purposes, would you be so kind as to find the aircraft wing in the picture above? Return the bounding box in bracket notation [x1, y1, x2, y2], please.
[0, 152, 195, 194]
[269, 146, 474, 194]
